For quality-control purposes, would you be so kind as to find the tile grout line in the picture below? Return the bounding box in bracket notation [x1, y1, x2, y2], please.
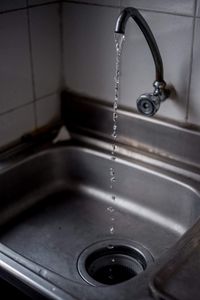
[35, 91, 59, 102]
[0, 92, 58, 118]
[0, 1, 59, 15]
[64, 0, 195, 18]
[28, 0, 59, 9]
[0, 101, 34, 117]
[64, 0, 120, 9]
[185, 0, 198, 122]
[120, 4, 195, 18]
[61, 1, 70, 91]
[0, 6, 27, 15]
[0, 1, 196, 19]
[59, 1, 65, 90]
[26, 0, 38, 129]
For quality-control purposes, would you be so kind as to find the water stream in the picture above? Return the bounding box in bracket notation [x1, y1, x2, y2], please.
[107, 33, 125, 238]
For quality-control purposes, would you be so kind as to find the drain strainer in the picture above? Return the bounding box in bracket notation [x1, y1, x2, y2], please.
[77, 239, 153, 286]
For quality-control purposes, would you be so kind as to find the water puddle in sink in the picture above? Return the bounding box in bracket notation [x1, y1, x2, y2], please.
[107, 33, 125, 241]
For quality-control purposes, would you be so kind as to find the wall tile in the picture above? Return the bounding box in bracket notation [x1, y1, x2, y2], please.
[63, 0, 120, 7]
[0, 104, 35, 148]
[63, 3, 119, 102]
[121, 0, 195, 16]
[196, 0, 200, 16]
[29, 4, 61, 99]
[0, 11, 33, 114]
[0, 1, 26, 12]
[36, 93, 60, 127]
[120, 11, 193, 121]
[188, 19, 200, 125]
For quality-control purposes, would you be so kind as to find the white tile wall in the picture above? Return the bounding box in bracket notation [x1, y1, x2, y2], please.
[36, 93, 60, 127]
[0, 1, 26, 12]
[0, 3, 61, 148]
[188, 19, 200, 125]
[120, 11, 193, 121]
[63, 3, 120, 102]
[1, 0, 200, 148]
[0, 10, 33, 114]
[0, 104, 35, 148]
[121, 0, 195, 16]
[29, 3, 61, 98]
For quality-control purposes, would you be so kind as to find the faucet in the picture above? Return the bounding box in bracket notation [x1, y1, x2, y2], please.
[115, 7, 170, 117]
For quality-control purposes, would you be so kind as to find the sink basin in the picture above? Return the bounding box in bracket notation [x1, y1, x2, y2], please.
[0, 144, 200, 299]
[0, 91, 199, 299]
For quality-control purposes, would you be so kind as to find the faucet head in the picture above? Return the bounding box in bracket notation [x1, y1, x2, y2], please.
[137, 94, 160, 117]
[136, 81, 171, 117]
[115, 7, 133, 34]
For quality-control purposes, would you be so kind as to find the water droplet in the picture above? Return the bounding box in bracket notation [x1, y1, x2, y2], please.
[107, 34, 124, 238]
[39, 269, 47, 277]
[107, 244, 114, 250]
[113, 113, 118, 121]
[107, 206, 114, 213]
[110, 168, 115, 176]
[114, 77, 120, 85]
[110, 226, 114, 234]
[111, 176, 116, 182]
[112, 132, 117, 138]
[113, 101, 118, 110]
[113, 124, 117, 131]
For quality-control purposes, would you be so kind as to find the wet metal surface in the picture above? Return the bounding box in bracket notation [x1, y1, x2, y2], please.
[0, 145, 200, 299]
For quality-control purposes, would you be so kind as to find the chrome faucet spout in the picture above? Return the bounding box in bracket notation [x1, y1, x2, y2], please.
[115, 7, 170, 117]
[115, 7, 163, 82]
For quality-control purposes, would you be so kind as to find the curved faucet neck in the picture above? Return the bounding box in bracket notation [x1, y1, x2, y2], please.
[115, 7, 164, 83]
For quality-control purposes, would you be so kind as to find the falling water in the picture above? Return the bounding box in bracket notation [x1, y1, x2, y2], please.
[107, 33, 125, 238]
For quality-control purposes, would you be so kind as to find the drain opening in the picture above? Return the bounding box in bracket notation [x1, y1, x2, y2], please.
[86, 246, 146, 285]
[78, 240, 153, 286]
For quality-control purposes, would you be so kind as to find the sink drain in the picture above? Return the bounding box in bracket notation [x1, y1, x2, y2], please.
[77, 240, 153, 286]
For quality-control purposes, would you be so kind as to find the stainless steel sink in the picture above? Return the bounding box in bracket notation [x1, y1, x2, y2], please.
[0, 143, 200, 299]
[0, 92, 200, 299]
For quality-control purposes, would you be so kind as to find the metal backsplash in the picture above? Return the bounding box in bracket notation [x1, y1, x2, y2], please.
[61, 91, 200, 169]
